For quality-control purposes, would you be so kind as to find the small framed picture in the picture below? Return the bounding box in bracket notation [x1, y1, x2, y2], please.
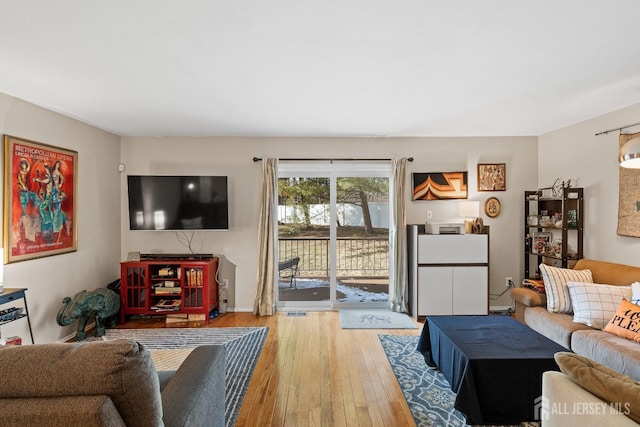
[478, 163, 506, 191]
[484, 197, 501, 218]
[532, 232, 553, 254]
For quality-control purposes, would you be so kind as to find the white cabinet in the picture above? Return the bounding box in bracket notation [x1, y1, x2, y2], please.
[408, 225, 489, 318]
[417, 234, 488, 264]
[417, 266, 488, 315]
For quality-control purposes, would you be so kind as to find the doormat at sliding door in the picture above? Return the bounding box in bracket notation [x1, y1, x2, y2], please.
[339, 309, 417, 329]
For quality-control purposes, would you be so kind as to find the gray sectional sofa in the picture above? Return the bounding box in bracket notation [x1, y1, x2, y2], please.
[0, 339, 226, 426]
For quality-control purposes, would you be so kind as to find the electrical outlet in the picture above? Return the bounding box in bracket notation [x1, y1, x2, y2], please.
[426, 210, 433, 219]
[505, 277, 513, 288]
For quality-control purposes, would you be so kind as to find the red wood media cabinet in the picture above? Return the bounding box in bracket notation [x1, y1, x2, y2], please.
[119, 256, 219, 324]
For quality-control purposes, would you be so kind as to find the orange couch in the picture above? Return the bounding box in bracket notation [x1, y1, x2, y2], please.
[511, 259, 640, 380]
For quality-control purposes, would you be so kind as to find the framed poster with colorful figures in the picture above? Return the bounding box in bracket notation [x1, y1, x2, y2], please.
[3, 135, 78, 263]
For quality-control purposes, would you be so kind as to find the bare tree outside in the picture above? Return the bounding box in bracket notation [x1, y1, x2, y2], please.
[336, 177, 389, 235]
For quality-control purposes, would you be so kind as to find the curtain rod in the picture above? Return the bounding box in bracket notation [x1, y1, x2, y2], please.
[595, 121, 640, 136]
[252, 157, 413, 162]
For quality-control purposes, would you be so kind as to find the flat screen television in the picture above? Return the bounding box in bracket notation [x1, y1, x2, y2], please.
[127, 175, 229, 230]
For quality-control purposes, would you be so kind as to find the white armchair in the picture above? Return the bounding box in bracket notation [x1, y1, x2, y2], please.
[542, 371, 638, 426]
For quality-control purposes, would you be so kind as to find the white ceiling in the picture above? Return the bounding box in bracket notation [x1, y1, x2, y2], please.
[1, 1, 639, 137]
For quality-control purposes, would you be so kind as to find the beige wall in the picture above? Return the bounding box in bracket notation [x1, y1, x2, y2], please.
[538, 103, 640, 266]
[6, 85, 638, 343]
[121, 136, 538, 311]
[0, 93, 122, 343]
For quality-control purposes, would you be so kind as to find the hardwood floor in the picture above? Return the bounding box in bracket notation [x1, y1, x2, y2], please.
[123, 311, 422, 426]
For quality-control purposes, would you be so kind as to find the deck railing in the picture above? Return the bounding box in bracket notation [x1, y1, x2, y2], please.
[278, 237, 389, 277]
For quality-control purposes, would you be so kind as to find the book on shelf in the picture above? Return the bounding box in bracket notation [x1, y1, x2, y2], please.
[158, 267, 175, 277]
[165, 313, 189, 323]
[186, 268, 204, 286]
[154, 286, 181, 295]
[151, 299, 182, 311]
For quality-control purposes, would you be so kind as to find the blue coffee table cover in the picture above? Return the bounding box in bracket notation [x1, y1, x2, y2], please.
[417, 315, 568, 424]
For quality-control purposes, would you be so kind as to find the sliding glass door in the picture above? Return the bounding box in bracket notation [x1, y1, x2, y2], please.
[277, 162, 391, 311]
[334, 174, 390, 308]
[278, 173, 331, 308]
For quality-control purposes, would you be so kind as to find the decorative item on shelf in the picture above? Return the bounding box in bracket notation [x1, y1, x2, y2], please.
[539, 215, 552, 227]
[536, 178, 573, 199]
[532, 232, 552, 254]
[458, 200, 480, 233]
[551, 239, 562, 257]
[553, 212, 563, 228]
[527, 214, 539, 227]
[484, 197, 501, 218]
[567, 209, 578, 228]
[473, 217, 484, 234]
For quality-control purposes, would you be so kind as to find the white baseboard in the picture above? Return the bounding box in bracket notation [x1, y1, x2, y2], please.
[227, 307, 253, 313]
[490, 305, 514, 312]
[57, 321, 97, 342]
[58, 332, 76, 343]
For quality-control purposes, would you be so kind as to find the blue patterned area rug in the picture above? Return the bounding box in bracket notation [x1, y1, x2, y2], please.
[105, 327, 268, 427]
[339, 309, 418, 329]
[379, 334, 539, 427]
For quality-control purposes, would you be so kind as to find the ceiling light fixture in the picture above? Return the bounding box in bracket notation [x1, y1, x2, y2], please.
[619, 136, 640, 168]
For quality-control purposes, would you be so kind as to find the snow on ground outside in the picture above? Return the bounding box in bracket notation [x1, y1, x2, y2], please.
[279, 278, 388, 302]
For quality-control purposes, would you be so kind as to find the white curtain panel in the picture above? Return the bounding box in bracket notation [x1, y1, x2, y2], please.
[390, 158, 409, 313]
[254, 158, 278, 316]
